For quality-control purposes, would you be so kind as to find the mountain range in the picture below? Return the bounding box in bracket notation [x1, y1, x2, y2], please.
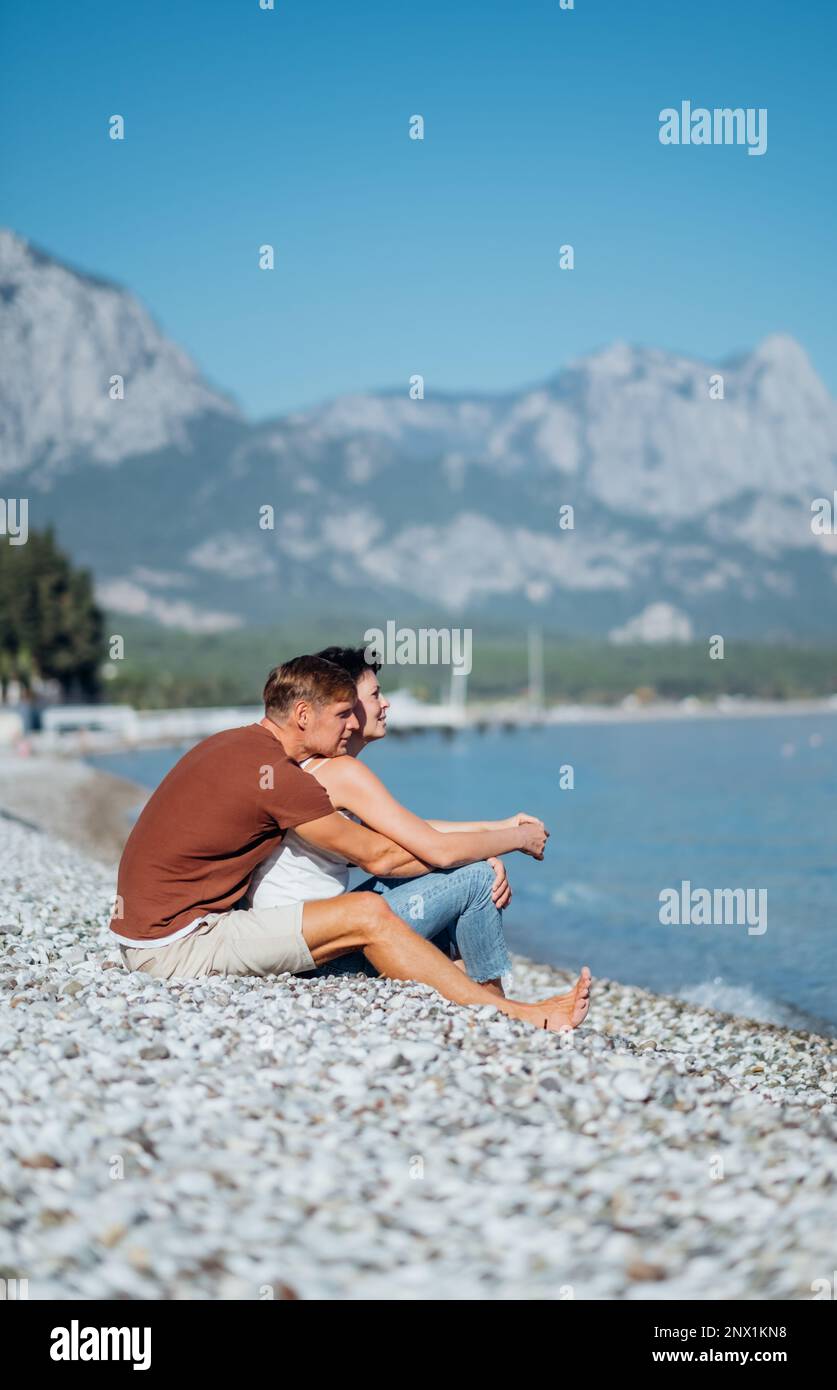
[2, 227, 836, 639]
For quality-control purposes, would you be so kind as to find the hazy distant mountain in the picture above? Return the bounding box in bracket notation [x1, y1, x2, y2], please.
[2, 228, 836, 638]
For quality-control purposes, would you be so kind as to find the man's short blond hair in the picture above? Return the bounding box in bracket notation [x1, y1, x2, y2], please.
[263, 655, 356, 720]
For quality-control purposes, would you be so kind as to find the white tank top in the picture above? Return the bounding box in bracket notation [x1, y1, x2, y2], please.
[248, 757, 354, 909]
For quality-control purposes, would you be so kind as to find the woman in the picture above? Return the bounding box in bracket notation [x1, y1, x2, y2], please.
[248, 646, 567, 1000]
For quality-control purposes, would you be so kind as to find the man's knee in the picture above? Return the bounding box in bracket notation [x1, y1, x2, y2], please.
[350, 890, 397, 939]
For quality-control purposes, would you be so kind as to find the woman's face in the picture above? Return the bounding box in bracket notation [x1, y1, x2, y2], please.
[354, 668, 390, 741]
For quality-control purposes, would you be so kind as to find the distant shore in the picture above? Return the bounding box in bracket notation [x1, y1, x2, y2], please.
[11, 691, 837, 760]
[500, 694, 837, 728]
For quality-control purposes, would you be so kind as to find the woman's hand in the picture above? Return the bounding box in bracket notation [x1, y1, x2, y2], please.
[502, 811, 545, 831]
[486, 857, 512, 909]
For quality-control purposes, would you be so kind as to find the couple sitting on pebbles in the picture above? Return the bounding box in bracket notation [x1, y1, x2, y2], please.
[111, 648, 592, 1032]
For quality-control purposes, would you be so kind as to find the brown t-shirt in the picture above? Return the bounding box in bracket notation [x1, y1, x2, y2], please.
[109, 722, 334, 943]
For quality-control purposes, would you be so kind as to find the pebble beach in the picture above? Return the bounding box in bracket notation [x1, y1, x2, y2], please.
[0, 762, 835, 1301]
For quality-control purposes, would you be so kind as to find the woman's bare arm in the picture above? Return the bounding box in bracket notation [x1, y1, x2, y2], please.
[427, 813, 543, 834]
[426, 818, 500, 833]
[314, 759, 548, 867]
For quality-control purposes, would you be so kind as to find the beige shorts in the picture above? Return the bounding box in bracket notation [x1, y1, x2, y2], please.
[119, 902, 316, 980]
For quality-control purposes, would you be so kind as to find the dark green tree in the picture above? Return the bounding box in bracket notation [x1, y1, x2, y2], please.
[0, 527, 104, 700]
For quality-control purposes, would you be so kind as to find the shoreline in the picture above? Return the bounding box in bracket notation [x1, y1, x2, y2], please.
[0, 751, 147, 867]
[0, 809, 834, 1299]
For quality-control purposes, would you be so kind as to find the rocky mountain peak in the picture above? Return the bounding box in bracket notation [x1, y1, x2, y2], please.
[0, 228, 240, 478]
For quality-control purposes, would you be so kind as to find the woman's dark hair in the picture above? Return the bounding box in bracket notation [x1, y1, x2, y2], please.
[314, 645, 382, 683]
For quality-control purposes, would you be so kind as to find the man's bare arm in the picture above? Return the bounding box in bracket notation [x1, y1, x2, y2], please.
[294, 811, 430, 878]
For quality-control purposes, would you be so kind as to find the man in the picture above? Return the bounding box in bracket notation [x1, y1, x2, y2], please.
[113, 655, 590, 1030]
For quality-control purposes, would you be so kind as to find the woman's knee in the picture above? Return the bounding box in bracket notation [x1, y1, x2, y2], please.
[464, 859, 497, 901]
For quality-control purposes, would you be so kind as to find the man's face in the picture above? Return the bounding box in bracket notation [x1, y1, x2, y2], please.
[305, 698, 360, 757]
[354, 669, 390, 741]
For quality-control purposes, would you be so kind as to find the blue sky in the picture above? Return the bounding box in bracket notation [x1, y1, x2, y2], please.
[3, 0, 835, 417]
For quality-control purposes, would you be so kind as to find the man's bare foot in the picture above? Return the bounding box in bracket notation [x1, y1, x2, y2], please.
[512, 967, 592, 1032]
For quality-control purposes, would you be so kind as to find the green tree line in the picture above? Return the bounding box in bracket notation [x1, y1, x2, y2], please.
[103, 618, 837, 709]
[0, 527, 104, 700]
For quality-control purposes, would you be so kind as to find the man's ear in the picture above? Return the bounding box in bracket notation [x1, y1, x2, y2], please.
[293, 698, 309, 729]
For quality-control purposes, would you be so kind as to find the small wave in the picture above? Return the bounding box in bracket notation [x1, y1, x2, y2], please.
[550, 882, 606, 908]
[677, 976, 816, 1031]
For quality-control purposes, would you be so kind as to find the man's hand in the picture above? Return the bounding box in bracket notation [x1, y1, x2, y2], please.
[486, 857, 512, 909]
